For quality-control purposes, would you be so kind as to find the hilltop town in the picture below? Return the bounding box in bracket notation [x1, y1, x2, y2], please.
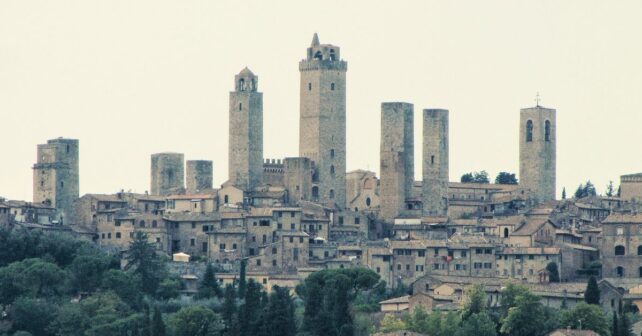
[2, 34, 642, 335]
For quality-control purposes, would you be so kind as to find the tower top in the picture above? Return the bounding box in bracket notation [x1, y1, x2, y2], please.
[303, 33, 343, 64]
[234, 67, 258, 92]
[311, 33, 320, 46]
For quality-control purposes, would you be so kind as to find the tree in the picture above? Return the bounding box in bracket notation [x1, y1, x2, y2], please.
[239, 279, 263, 336]
[546, 262, 560, 283]
[456, 312, 497, 336]
[100, 269, 142, 308]
[562, 187, 567, 200]
[461, 173, 474, 183]
[69, 254, 111, 293]
[584, 276, 600, 305]
[500, 290, 552, 336]
[495, 172, 518, 185]
[575, 181, 598, 199]
[125, 231, 165, 296]
[263, 286, 296, 336]
[238, 259, 247, 299]
[559, 302, 610, 336]
[10, 297, 57, 336]
[499, 283, 530, 318]
[156, 277, 182, 300]
[606, 181, 615, 197]
[151, 307, 166, 336]
[169, 306, 223, 336]
[379, 314, 406, 333]
[462, 284, 487, 320]
[48, 303, 89, 336]
[613, 311, 619, 336]
[619, 311, 633, 336]
[221, 284, 238, 336]
[461, 171, 490, 184]
[197, 263, 222, 299]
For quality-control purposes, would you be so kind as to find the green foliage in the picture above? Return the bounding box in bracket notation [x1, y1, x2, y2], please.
[461, 171, 490, 184]
[152, 306, 166, 336]
[156, 276, 182, 300]
[10, 297, 58, 336]
[69, 254, 112, 293]
[239, 279, 262, 335]
[619, 312, 634, 336]
[606, 181, 616, 197]
[562, 187, 567, 199]
[585, 276, 600, 305]
[560, 302, 610, 336]
[495, 172, 518, 185]
[262, 286, 297, 336]
[0, 258, 67, 304]
[575, 180, 597, 198]
[379, 314, 406, 333]
[238, 259, 247, 299]
[456, 312, 497, 336]
[100, 269, 143, 308]
[462, 284, 487, 320]
[500, 287, 558, 336]
[221, 284, 238, 336]
[546, 262, 560, 282]
[169, 306, 223, 336]
[125, 231, 167, 297]
[197, 263, 222, 299]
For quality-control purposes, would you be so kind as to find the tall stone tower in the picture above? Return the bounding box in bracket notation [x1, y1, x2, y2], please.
[422, 109, 449, 217]
[150, 153, 184, 195]
[33, 137, 79, 223]
[228, 67, 263, 191]
[380, 102, 414, 222]
[519, 105, 556, 202]
[299, 33, 347, 209]
[186, 160, 213, 194]
[284, 157, 313, 205]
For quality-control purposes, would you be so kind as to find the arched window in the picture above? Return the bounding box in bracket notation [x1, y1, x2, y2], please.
[615, 245, 625, 256]
[545, 120, 551, 142]
[330, 165, 335, 176]
[616, 266, 625, 277]
[152, 220, 157, 228]
[331, 83, 335, 91]
[329, 49, 336, 61]
[140, 220, 145, 227]
[526, 120, 533, 142]
[366, 197, 371, 207]
[329, 189, 335, 199]
[504, 228, 509, 238]
[314, 51, 323, 60]
[239, 78, 245, 91]
[312, 186, 319, 200]
[638, 245, 642, 255]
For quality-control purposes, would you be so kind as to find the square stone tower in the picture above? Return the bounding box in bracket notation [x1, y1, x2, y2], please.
[422, 109, 449, 217]
[284, 157, 313, 205]
[32, 137, 79, 223]
[380, 102, 414, 222]
[150, 152, 184, 195]
[299, 33, 347, 209]
[229, 67, 263, 192]
[519, 105, 556, 202]
[186, 160, 213, 194]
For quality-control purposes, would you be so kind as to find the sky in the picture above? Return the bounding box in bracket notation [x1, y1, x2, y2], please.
[1, 0, 641, 201]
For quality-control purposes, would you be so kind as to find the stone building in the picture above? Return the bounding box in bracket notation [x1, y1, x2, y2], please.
[600, 213, 642, 278]
[283, 157, 312, 205]
[186, 160, 213, 194]
[422, 109, 449, 217]
[519, 105, 556, 202]
[229, 68, 263, 191]
[299, 33, 347, 209]
[620, 173, 642, 201]
[150, 152, 184, 195]
[32, 137, 79, 223]
[380, 102, 414, 222]
[346, 170, 379, 213]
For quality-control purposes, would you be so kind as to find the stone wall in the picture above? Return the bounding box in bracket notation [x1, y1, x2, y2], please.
[186, 160, 213, 193]
[150, 152, 184, 195]
[422, 109, 449, 217]
[519, 106, 556, 202]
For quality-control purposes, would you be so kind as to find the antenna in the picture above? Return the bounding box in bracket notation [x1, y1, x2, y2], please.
[535, 92, 541, 107]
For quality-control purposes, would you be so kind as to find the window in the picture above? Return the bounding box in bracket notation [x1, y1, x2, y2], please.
[330, 165, 335, 176]
[239, 103, 243, 111]
[397, 264, 402, 270]
[290, 223, 295, 230]
[431, 155, 435, 165]
[239, 78, 245, 91]
[116, 232, 121, 239]
[526, 120, 533, 142]
[249, 248, 255, 256]
[475, 248, 483, 254]
[638, 245, 642, 256]
[219, 244, 226, 250]
[272, 247, 277, 254]
[355, 217, 360, 225]
[202, 242, 207, 252]
[366, 197, 371, 207]
[191, 222, 196, 229]
[418, 250, 425, 257]
[293, 248, 299, 261]
[108, 233, 111, 239]
[617, 226, 624, 235]
[308, 83, 312, 91]
[115, 220, 120, 227]
[484, 263, 492, 269]
[262, 235, 267, 244]
[461, 251, 467, 257]
[329, 189, 335, 199]
[156, 237, 161, 243]
[257, 259, 261, 266]
[545, 120, 551, 141]
[330, 149, 335, 158]
[289, 237, 293, 243]
[233, 243, 237, 249]
[529, 255, 535, 260]
[272, 260, 277, 267]
[331, 83, 335, 91]
[615, 245, 625, 256]
[503, 228, 509, 238]
[139, 220, 145, 227]
[224, 195, 229, 204]
[616, 266, 625, 277]
[376, 267, 380, 273]
[291, 211, 295, 218]
[300, 237, 304, 243]
[190, 238, 195, 246]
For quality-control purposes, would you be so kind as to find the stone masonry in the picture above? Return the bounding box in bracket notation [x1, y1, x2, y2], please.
[422, 109, 449, 217]
[299, 33, 347, 209]
[229, 67, 263, 191]
[380, 102, 414, 222]
[284, 157, 313, 205]
[519, 105, 556, 202]
[32, 137, 79, 223]
[150, 152, 184, 196]
[186, 160, 213, 193]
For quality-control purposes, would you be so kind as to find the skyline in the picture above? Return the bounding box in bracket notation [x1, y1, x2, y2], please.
[2, 0, 642, 201]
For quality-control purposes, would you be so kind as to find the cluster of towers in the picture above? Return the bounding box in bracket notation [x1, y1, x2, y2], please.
[30, 33, 557, 222]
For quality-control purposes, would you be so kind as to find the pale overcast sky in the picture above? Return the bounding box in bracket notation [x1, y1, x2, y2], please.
[1, 0, 641, 201]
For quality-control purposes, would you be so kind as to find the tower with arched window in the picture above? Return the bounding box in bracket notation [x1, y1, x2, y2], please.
[422, 109, 449, 217]
[228, 67, 263, 191]
[299, 33, 347, 208]
[519, 105, 556, 202]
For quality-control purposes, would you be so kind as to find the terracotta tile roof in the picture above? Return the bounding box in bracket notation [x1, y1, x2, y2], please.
[602, 213, 642, 224]
[166, 194, 216, 200]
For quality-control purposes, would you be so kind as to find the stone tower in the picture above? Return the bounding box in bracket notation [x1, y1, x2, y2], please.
[32, 137, 79, 223]
[299, 33, 347, 209]
[422, 109, 449, 217]
[519, 105, 556, 202]
[228, 67, 263, 191]
[380, 102, 414, 222]
[150, 153, 184, 195]
[284, 157, 313, 205]
[186, 160, 213, 194]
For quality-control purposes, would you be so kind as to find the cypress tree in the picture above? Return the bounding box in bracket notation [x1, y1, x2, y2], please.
[584, 276, 600, 305]
[613, 311, 619, 336]
[222, 284, 238, 336]
[620, 311, 632, 336]
[151, 307, 166, 336]
[197, 263, 221, 299]
[238, 259, 247, 298]
[239, 279, 262, 336]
